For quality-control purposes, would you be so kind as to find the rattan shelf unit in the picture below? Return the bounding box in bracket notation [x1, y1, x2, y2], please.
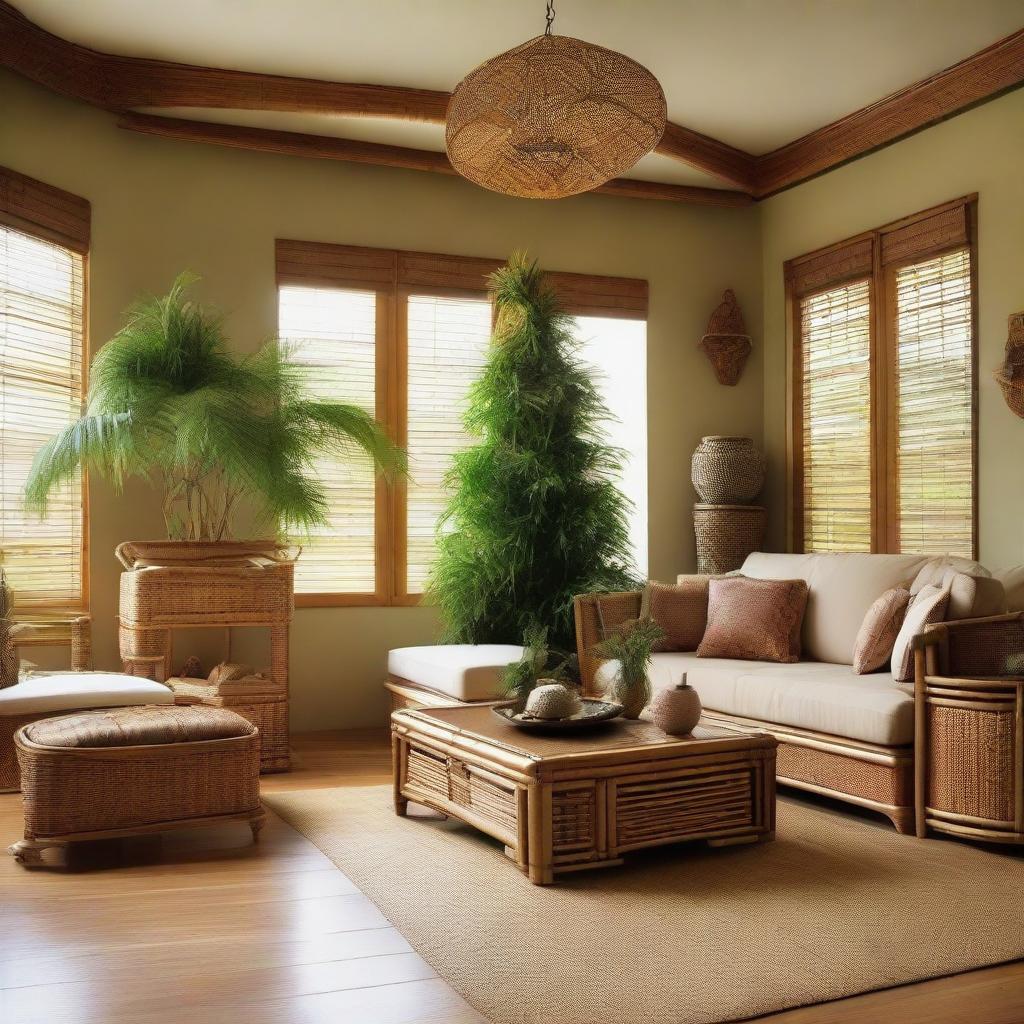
[117, 542, 294, 773]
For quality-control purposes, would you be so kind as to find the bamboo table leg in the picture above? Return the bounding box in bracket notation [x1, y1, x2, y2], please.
[391, 733, 408, 817]
[526, 782, 554, 885]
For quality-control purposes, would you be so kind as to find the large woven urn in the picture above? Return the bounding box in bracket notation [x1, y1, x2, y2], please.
[691, 436, 765, 504]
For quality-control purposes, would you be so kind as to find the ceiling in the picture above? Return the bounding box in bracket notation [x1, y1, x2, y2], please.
[10, 0, 1024, 189]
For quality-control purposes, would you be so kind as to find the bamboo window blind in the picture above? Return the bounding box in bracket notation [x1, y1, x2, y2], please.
[278, 285, 378, 596]
[404, 294, 492, 594]
[276, 240, 648, 606]
[787, 196, 976, 556]
[893, 249, 973, 556]
[798, 279, 873, 552]
[0, 167, 89, 613]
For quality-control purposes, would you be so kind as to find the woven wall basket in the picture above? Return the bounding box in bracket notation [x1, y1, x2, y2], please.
[693, 504, 766, 575]
[699, 289, 752, 386]
[996, 311, 1024, 418]
[446, 34, 667, 199]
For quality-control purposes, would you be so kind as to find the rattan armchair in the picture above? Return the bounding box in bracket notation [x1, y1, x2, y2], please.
[1, 616, 92, 790]
[913, 612, 1024, 845]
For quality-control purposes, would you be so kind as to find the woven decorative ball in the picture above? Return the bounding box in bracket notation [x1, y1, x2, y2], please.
[648, 676, 702, 736]
[524, 682, 583, 720]
[691, 436, 765, 504]
[446, 34, 667, 199]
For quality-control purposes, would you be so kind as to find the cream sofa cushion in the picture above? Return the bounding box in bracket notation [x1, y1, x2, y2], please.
[740, 552, 929, 666]
[387, 645, 524, 702]
[0, 673, 173, 716]
[995, 566, 1024, 612]
[943, 571, 1006, 620]
[909, 556, 990, 595]
[890, 585, 950, 682]
[595, 652, 914, 745]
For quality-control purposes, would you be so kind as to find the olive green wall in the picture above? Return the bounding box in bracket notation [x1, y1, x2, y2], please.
[759, 87, 1024, 568]
[0, 70, 763, 729]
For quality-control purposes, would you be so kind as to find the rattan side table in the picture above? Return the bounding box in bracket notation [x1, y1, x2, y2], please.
[914, 616, 1024, 845]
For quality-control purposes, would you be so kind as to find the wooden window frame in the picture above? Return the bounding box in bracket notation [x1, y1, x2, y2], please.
[275, 240, 648, 607]
[786, 195, 978, 557]
[0, 165, 91, 624]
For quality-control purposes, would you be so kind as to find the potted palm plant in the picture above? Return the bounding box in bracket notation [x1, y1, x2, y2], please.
[25, 274, 404, 557]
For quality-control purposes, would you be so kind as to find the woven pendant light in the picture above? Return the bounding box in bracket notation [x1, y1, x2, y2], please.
[446, 5, 666, 199]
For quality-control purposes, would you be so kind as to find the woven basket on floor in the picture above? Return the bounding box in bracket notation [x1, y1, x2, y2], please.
[694, 504, 766, 574]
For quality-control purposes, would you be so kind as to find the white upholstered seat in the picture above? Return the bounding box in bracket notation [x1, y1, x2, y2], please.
[0, 673, 173, 716]
[596, 652, 914, 746]
[388, 645, 525, 702]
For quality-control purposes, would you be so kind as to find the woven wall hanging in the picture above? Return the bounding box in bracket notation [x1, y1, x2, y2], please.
[996, 311, 1024, 418]
[446, 2, 667, 199]
[699, 289, 752, 386]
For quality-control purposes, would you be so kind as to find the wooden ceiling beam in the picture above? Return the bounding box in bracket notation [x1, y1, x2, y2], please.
[0, 0, 753, 187]
[0, 1, 451, 122]
[4, 2, 1022, 199]
[656, 123, 757, 191]
[755, 27, 1024, 196]
[118, 112, 754, 207]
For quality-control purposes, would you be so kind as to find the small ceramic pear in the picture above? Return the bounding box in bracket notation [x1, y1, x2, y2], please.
[648, 673, 702, 735]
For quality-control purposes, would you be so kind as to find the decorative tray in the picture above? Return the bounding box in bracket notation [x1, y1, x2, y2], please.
[492, 699, 624, 732]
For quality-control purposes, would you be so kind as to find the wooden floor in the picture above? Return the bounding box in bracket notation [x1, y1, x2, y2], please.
[1, 730, 1022, 1024]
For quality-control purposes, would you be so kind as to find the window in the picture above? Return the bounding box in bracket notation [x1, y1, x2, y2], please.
[276, 241, 648, 605]
[0, 166, 89, 616]
[787, 196, 977, 557]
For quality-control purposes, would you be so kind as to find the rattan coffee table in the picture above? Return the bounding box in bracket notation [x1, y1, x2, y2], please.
[391, 705, 776, 884]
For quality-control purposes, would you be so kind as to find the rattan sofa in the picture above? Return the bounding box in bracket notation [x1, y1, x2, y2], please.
[576, 552, 1023, 837]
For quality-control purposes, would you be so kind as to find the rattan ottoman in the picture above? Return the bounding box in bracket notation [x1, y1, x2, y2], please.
[8, 705, 264, 866]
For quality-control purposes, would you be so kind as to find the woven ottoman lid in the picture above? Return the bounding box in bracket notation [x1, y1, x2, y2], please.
[22, 705, 256, 749]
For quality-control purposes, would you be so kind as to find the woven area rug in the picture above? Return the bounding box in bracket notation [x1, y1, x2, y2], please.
[265, 786, 1024, 1024]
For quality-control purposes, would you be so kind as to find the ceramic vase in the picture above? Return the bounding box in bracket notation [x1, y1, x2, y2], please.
[690, 436, 765, 504]
[648, 674, 702, 735]
[615, 672, 651, 720]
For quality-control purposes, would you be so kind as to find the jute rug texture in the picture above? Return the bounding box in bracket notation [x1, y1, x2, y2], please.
[266, 786, 1024, 1024]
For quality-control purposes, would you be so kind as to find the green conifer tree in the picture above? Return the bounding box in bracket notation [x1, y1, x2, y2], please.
[427, 254, 640, 652]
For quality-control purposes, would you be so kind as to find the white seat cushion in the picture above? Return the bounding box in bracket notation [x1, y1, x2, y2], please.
[388, 645, 525, 702]
[595, 652, 914, 746]
[0, 673, 173, 717]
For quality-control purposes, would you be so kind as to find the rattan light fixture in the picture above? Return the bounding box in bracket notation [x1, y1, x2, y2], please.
[446, 1, 667, 199]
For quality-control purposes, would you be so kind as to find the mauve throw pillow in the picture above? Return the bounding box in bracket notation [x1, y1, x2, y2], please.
[697, 577, 809, 664]
[890, 584, 950, 683]
[642, 577, 715, 652]
[852, 588, 912, 674]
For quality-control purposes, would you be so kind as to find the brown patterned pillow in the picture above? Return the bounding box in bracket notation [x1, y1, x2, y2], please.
[697, 577, 809, 664]
[852, 588, 911, 674]
[641, 577, 714, 652]
[890, 584, 950, 682]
